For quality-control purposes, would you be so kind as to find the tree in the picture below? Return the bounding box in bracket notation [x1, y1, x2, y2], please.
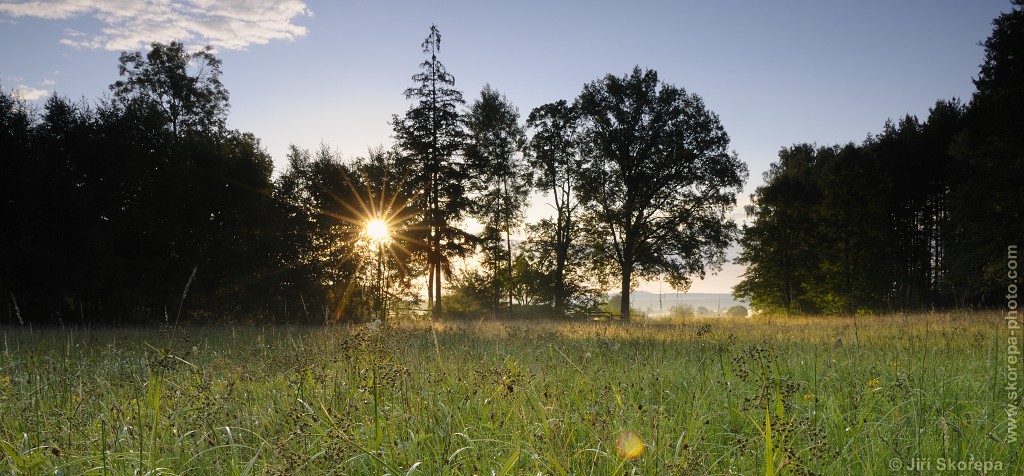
[736, 143, 893, 315]
[391, 25, 476, 317]
[734, 144, 826, 315]
[464, 84, 529, 315]
[274, 145, 396, 322]
[668, 304, 695, 319]
[734, 5, 1021, 314]
[111, 42, 228, 137]
[526, 100, 584, 314]
[945, 1, 1024, 305]
[870, 102, 964, 310]
[1, 87, 45, 320]
[575, 67, 747, 319]
[812, 144, 892, 314]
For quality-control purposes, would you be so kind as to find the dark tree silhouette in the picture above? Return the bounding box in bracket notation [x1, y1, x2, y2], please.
[525, 100, 584, 314]
[464, 84, 529, 315]
[734, 144, 825, 315]
[575, 67, 748, 320]
[111, 41, 229, 137]
[736, 4, 1021, 314]
[945, 1, 1024, 305]
[392, 25, 476, 318]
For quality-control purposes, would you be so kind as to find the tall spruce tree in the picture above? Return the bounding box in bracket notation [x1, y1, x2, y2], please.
[392, 25, 475, 317]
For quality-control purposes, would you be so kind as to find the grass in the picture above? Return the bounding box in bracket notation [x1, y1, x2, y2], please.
[0, 312, 1017, 474]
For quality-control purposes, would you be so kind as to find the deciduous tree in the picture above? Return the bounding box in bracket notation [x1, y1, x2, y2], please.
[526, 100, 583, 314]
[464, 84, 529, 314]
[110, 41, 228, 137]
[575, 67, 747, 319]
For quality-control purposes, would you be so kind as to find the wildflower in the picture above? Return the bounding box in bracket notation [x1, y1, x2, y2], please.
[615, 431, 645, 460]
[866, 378, 881, 390]
[803, 393, 816, 401]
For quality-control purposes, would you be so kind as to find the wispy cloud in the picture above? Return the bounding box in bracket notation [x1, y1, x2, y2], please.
[0, 0, 310, 50]
[14, 84, 48, 100]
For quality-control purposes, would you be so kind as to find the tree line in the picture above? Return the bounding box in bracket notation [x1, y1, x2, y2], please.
[1, 25, 746, 324]
[735, 2, 1023, 315]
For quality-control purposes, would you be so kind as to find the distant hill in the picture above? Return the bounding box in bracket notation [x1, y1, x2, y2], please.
[613, 291, 746, 317]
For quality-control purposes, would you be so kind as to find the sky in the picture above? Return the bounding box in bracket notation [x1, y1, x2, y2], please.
[0, 0, 1011, 294]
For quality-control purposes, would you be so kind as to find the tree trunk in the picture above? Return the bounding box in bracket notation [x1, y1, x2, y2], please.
[428, 260, 435, 316]
[620, 261, 632, 320]
[554, 204, 572, 315]
[505, 224, 513, 318]
[433, 253, 442, 317]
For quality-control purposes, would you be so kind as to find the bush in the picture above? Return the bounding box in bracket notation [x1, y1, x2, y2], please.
[726, 305, 748, 318]
[668, 304, 694, 319]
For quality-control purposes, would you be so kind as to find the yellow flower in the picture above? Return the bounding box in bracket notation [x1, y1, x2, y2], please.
[615, 431, 645, 460]
[0, 375, 10, 387]
[803, 393, 816, 401]
[866, 378, 881, 390]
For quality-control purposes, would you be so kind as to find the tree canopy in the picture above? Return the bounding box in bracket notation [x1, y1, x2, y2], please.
[3, 9, 1019, 324]
[574, 67, 747, 319]
[736, 4, 1023, 315]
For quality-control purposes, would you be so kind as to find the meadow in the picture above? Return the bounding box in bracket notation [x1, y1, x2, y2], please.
[0, 313, 1016, 475]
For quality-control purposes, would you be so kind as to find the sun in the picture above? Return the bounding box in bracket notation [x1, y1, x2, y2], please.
[365, 218, 391, 243]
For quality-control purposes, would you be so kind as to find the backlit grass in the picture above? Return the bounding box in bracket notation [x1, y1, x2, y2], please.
[0, 312, 1017, 474]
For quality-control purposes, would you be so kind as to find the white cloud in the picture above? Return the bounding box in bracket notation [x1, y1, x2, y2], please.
[14, 84, 48, 100]
[0, 0, 310, 50]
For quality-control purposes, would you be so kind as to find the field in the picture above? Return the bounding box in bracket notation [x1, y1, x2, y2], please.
[0, 313, 1017, 475]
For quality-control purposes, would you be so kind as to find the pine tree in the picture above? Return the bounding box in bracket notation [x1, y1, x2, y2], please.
[392, 25, 475, 317]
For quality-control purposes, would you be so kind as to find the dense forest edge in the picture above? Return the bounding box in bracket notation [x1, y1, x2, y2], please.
[2, 4, 1022, 325]
[734, 2, 1023, 315]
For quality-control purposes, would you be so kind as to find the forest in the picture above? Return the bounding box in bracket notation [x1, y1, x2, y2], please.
[2, 4, 1022, 325]
[0, 25, 747, 324]
[735, 3, 1023, 314]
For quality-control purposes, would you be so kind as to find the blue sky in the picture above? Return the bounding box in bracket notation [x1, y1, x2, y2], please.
[0, 0, 1010, 293]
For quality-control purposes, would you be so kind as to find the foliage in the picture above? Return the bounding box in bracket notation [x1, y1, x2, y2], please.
[525, 100, 585, 313]
[726, 304, 748, 318]
[944, 3, 1024, 305]
[736, 4, 1022, 314]
[391, 25, 476, 317]
[0, 45, 280, 322]
[464, 84, 530, 315]
[574, 67, 747, 319]
[667, 304, 694, 319]
[111, 41, 229, 137]
[4, 9, 1019, 323]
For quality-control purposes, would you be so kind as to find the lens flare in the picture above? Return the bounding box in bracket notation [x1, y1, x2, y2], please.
[615, 431, 645, 460]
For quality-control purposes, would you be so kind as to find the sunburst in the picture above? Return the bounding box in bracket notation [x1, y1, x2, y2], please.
[365, 218, 391, 244]
[318, 161, 422, 322]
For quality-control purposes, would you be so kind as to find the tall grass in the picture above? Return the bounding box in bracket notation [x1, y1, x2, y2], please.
[0, 312, 1016, 474]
